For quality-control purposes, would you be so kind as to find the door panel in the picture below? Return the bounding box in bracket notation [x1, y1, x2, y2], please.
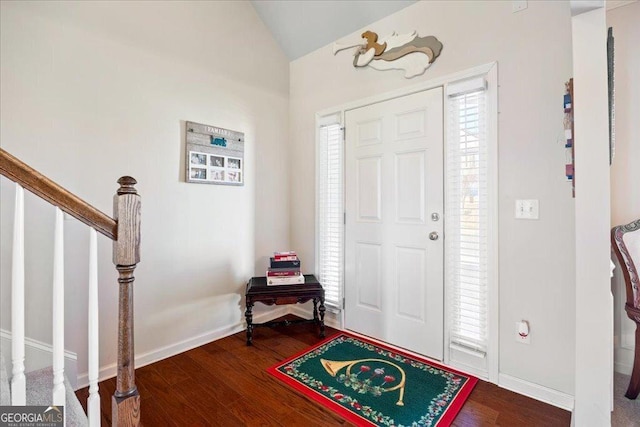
[356, 119, 383, 146]
[345, 87, 444, 360]
[395, 246, 426, 321]
[395, 108, 427, 140]
[356, 156, 382, 221]
[395, 150, 426, 223]
[355, 242, 383, 310]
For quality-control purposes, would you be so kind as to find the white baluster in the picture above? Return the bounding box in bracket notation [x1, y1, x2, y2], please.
[11, 184, 26, 405]
[87, 228, 100, 426]
[52, 208, 65, 409]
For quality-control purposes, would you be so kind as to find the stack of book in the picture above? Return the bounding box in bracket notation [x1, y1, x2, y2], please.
[267, 251, 304, 285]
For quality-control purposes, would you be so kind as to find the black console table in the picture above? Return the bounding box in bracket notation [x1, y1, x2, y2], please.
[245, 274, 325, 345]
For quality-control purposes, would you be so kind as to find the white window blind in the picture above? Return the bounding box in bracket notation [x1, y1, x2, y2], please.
[446, 79, 489, 354]
[317, 118, 344, 309]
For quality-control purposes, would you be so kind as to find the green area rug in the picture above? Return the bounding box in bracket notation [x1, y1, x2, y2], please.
[268, 332, 477, 426]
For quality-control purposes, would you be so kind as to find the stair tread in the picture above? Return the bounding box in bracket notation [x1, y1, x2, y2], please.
[0, 352, 10, 406]
[25, 367, 88, 426]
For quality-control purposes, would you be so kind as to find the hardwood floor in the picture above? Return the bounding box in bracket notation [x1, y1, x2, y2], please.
[76, 317, 571, 426]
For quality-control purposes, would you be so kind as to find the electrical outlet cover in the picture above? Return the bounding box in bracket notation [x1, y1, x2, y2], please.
[512, 0, 528, 13]
[516, 321, 530, 344]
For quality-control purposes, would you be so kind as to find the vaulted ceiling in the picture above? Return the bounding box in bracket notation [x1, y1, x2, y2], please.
[252, 0, 638, 60]
[250, 0, 417, 60]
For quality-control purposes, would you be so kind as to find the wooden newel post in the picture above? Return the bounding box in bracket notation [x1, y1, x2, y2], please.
[112, 176, 141, 426]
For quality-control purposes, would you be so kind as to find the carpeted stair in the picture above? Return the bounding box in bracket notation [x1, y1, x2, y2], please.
[612, 372, 640, 426]
[1, 352, 88, 426]
[1, 352, 10, 405]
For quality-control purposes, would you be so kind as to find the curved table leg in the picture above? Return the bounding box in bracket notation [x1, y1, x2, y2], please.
[319, 298, 326, 338]
[245, 300, 254, 346]
[626, 324, 640, 399]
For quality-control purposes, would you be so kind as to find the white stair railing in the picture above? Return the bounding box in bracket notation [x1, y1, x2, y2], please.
[52, 207, 65, 410]
[9, 196, 103, 423]
[2, 149, 141, 425]
[9, 190, 69, 413]
[87, 227, 100, 426]
[11, 183, 26, 405]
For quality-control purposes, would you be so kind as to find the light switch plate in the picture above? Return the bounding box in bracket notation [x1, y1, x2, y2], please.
[515, 199, 539, 219]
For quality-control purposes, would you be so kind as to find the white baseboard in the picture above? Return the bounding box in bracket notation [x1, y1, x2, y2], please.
[498, 373, 574, 411]
[288, 304, 341, 329]
[280, 309, 576, 412]
[76, 308, 287, 389]
[614, 361, 633, 375]
[65, 307, 574, 414]
[447, 358, 490, 381]
[614, 346, 634, 375]
[0, 329, 78, 389]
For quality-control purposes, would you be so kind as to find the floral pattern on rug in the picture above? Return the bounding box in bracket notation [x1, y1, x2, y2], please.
[277, 335, 470, 426]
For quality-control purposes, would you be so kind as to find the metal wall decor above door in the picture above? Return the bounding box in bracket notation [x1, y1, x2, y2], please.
[333, 30, 443, 78]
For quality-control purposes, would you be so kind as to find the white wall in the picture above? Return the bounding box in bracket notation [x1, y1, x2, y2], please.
[289, 0, 576, 396]
[608, 2, 640, 376]
[0, 1, 289, 383]
[571, 6, 612, 424]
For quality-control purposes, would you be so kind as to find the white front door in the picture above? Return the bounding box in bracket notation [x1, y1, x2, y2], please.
[344, 87, 444, 360]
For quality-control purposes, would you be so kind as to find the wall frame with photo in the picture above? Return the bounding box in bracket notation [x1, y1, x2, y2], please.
[185, 121, 244, 186]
